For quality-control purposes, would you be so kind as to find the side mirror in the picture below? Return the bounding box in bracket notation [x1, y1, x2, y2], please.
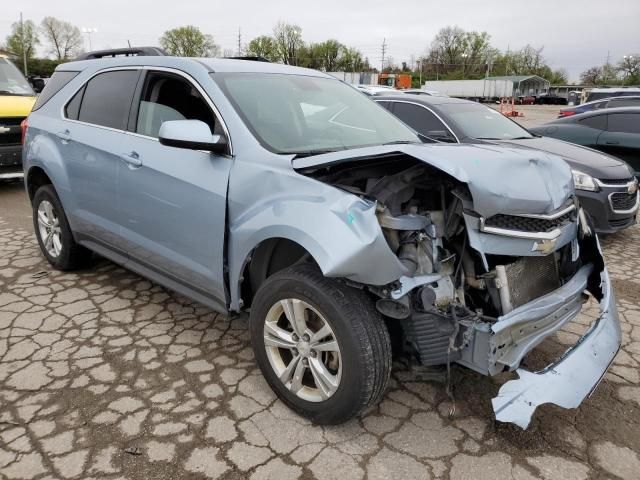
[426, 130, 456, 143]
[159, 120, 228, 154]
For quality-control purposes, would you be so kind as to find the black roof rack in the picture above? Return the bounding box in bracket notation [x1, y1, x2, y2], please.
[226, 56, 270, 62]
[75, 47, 168, 61]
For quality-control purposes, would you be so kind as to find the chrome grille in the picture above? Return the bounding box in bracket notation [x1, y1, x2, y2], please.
[610, 192, 638, 212]
[597, 177, 635, 185]
[484, 211, 573, 233]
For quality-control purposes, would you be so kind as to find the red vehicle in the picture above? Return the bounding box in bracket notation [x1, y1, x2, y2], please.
[518, 95, 535, 105]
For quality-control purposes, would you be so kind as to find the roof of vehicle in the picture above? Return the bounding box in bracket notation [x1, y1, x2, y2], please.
[588, 87, 640, 93]
[373, 94, 475, 106]
[564, 95, 640, 109]
[548, 106, 640, 123]
[58, 55, 332, 78]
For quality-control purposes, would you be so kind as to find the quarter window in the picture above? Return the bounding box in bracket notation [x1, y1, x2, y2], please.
[77, 70, 140, 130]
[134, 72, 218, 138]
[32, 71, 78, 111]
[607, 113, 640, 134]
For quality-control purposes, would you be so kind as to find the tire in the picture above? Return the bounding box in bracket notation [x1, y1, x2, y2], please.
[32, 184, 91, 270]
[249, 263, 392, 424]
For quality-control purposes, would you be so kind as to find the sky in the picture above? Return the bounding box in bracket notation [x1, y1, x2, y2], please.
[3, 0, 639, 82]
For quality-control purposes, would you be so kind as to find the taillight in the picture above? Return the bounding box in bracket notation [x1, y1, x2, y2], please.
[559, 111, 576, 117]
[20, 118, 28, 145]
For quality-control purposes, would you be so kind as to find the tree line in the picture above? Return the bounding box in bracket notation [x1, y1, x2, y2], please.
[159, 22, 372, 72]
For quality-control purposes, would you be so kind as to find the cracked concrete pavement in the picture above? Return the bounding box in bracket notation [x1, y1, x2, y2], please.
[1, 181, 640, 480]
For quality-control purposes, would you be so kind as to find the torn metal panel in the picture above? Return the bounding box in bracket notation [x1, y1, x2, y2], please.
[292, 143, 574, 218]
[491, 268, 620, 429]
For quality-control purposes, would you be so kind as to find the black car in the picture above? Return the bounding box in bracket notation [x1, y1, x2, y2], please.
[558, 96, 640, 118]
[529, 107, 640, 180]
[376, 95, 638, 234]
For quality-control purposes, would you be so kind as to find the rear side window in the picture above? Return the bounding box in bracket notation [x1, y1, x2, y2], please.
[607, 113, 640, 134]
[65, 86, 85, 120]
[32, 71, 79, 111]
[77, 70, 139, 130]
[579, 115, 606, 130]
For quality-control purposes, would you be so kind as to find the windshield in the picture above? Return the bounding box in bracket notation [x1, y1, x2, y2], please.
[440, 103, 533, 140]
[212, 73, 418, 154]
[0, 58, 35, 95]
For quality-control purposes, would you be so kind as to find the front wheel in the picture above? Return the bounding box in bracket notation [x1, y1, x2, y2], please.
[249, 264, 391, 424]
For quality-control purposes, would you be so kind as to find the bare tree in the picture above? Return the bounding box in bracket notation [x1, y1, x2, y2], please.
[580, 66, 603, 85]
[40, 17, 83, 60]
[618, 54, 640, 81]
[273, 21, 303, 65]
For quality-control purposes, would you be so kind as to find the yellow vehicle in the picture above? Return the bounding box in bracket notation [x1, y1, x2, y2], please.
[0, 55, 36, 180]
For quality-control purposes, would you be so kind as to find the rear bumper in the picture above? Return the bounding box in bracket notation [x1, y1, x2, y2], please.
[490, 265, 620, 428]
[0, 144, 23, 179]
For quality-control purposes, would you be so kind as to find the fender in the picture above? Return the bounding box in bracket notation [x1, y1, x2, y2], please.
[226, 159, 407, 311]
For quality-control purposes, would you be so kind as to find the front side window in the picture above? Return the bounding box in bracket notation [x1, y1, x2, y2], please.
[579, 114, 607, 130]
[609, 98, 640, 108]
[77, 70, 139, 130]
[135, 72, 218, 138]
[391, 102, 451, 139]
[439, 103, 533, 140]
[212, 73, 418, 154]
[607, 113, 640, 134]
[0, 57, 35, 96]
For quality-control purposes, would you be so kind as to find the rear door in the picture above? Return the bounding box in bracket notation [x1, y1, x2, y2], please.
[598, 112, 640, 177]
[62, 68, 141, 248]
[117, 69, 232, 309]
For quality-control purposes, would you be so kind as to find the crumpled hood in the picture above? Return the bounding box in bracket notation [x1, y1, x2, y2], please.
[292, 143, 573, 218]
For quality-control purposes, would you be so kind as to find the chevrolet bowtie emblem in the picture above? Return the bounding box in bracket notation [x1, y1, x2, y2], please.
[0, 126, 10, 134]
[532, 238, 557, 255]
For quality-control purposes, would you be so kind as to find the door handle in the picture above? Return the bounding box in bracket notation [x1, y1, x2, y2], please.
[605, 140, 620, 145]
[120, 151, 142, 167]
[56, 130, 71, 143]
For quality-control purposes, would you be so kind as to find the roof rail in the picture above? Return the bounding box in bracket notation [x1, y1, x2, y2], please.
[75, 47, 168, 61]
[226, 56, 271, 63]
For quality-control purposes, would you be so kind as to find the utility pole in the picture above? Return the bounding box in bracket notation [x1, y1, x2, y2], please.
[237, 27, 242, 56]
[604, 50, 611, 84]
[381, 38, 387, 72]
[20, 12, 27, 76]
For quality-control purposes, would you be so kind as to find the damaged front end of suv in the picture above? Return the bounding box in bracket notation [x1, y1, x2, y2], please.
[292, 143, 621, 429]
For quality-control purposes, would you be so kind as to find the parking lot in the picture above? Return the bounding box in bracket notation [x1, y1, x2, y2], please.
[1, 105, 640, 480]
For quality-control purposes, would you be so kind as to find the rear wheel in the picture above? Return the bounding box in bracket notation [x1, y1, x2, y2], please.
[249, 263, 391, 424]
[32, 185, 91, 270]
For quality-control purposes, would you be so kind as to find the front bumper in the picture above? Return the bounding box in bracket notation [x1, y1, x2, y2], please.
[577, 186, 638, 234]
[0, 144, 24, 179]
[490, 265, 620, 428]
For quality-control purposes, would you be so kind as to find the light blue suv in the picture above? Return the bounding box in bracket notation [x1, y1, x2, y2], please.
[22, 49, 620, 428]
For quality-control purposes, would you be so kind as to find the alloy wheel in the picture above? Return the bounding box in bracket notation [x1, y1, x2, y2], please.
[37, 200, 62, 258]
[263, 298, 342, 402]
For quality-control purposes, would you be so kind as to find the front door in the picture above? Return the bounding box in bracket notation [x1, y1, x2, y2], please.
[598, 112, 640, 178]
[118, 69, 232, 309]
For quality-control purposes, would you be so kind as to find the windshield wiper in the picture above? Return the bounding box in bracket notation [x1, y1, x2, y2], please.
[382, 140, 420, 145]
[0, 90, 31, 96]
[290, 149, 344, 159]
[509, 136, 534, 140]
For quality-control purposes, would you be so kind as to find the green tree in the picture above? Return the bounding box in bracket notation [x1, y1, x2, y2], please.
[5, 20, 40, 63]
[246, 35, 279, 61]
[338, 47, 365, 72]
[159, 26, 219, 57]
[40, 17, 83, 60]
[618, 54, 640, 84]
[273, 22, 303, 65]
